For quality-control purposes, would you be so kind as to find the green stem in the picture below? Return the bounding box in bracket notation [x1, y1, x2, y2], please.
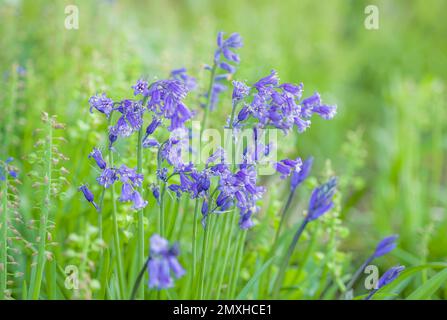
[130, 257, 149, 300]
[191, 199, 199, 284]
[109, 151, 126, 299]
[198, 211, 211, 299]
[201, 63, 217, 134]
[30, 120, 53, 300]
[0, 181, 8, 300]
[228, 229, 246, 298]
[274, 188, 296, 243]
[136, 128, 145, 299]
[272, 219, 309, 298]
[216, 211, 236, 299]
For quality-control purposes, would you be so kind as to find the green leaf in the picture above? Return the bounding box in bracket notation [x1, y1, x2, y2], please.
[406, 268, 447, 300]
[236, 258, 274, 300]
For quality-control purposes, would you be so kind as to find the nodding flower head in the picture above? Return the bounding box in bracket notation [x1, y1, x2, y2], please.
[232, 80, 250, 103]
[373, 235, 398, 258]
[88, 147, 107, 170]
[97, 167, 118, 188]
[290, 156, 313, 191]
[147, 234, 185, 289]
[306, 177, 337, 222]
[377, 265, 405, 289]
[274, 157, 303, 180]
[89, 93, 114, 117]
[78, 184, 98, 211]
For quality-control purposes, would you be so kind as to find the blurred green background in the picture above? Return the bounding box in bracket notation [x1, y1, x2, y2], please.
[1, 0, 446, 298]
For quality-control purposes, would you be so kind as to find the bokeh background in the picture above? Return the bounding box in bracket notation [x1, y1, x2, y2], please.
[1, 0, 446, 298]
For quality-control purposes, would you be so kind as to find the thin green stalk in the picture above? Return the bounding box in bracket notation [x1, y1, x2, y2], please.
[272, 219, 309, 298]
[204, 214, 219, 298]
[342, 255, 374, 298]
[109, 151, 126, 299]
[130, 257, 150, 300]
[191, 199, 199, 287]
[136, 127, 145, 299]
[30, 121, 53, 300]
[216, 211, 236, 299]
[201, 63, 217, 134]
[206, 214, 228, 298]
[274, 188, 296, 243]
[198, 211, 211, 299]
[228, 229, 246, 298]
[0, 181, 8, 300]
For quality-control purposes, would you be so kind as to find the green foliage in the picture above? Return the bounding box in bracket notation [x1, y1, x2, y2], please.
[0, 0, 446, 300]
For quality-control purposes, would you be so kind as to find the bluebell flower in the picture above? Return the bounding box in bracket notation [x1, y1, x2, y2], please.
[145, 117, 162, 136]
[132, 79, 149, 96]
[274, 157, 303, 179]
[117, 164, 143, 187]
[151, 185, 160, 203]
[97, 168, 118, 188]
[373, 235, 398, 258]
[377, 266, 405, 289]
[147, 234, 185, 289]
[232, 80, 250, 103]
[147, 79, 192, 131]
[170, 68, 197, 91]
[119, 183, 133, 202]
[290, 156, 313, 191]
[79, 185, 99, 211]
[89, 93, 114, 117]
[306, 177, 337, 221]
[142, 137, 160, 148]
[366, 266, 405, 300]
[214, 32, 243, 64]
[88, 147, 107, 170]
[131, 190, 148, 210]
[233, 70, 336, 134]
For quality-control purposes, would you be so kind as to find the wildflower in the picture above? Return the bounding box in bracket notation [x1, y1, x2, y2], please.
[145, 117, 162, 136]
[117, 164, 143, 187]
[290, 156, 313, 190]
[214, 32, 243, 64]
[147, 234, 185, 289]
[345, 235, 399, 294]
[170, 68, 197, 91]
[147, 79, 192, 131]
[274, 157, 303, 179]
[233, 70, 336, 135]
[89, 93, 114, 117]
[132, 79, 149, 96]
[97, 167, 118, 188]
[131, 190, 148, 210]
[88, 147, 107, 170]
[366, 266, 405, 300]
[119, 183, 133, 202]
[306, 177, 337, 221]
[374, 235, 399, 258]
[205, 32, 243, 111]
[151, 185, 160, 203]
[78, 185, 99, 211]
[232, 80, 250, 103]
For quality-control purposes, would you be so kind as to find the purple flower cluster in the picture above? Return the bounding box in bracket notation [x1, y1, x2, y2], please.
[205, 32, 243, 111]
[80, 147, 147, 210]
[147, 234, 185, 289]
[233, 70, 337, 134]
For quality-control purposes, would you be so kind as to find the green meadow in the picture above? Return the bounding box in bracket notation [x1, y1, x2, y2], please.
[0, 0, 446, 300]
